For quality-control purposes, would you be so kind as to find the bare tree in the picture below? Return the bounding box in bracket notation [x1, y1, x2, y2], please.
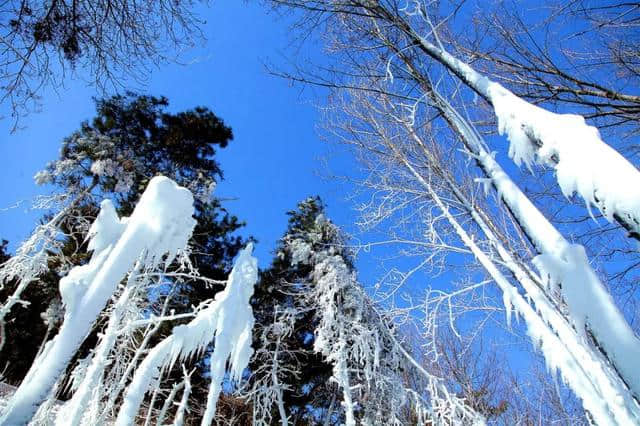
[1, 0, 204, 128]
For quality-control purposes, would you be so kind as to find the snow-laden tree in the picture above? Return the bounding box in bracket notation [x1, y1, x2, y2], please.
[0, 94, 246, 392]
[266, 1, 640, 424]
[115, 242, 257, 426]
[0, 176, 258, 425]
[248, 198, 339, 424]
[249, 198, 484, 425]
[1, 176, 197, 424]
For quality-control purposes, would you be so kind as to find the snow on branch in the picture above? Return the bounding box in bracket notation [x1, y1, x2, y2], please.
[409, 30, 640, 239]
[1, 176, 196, 425]
[437, 92, 640, 404]
[415, 164, 640, 425]
[422, 88, 640, 419]
[115, 243, 257, 426]
[283, 213, 484, 425]
[249, 305, 296, 426]
[489, 83, 640, 236]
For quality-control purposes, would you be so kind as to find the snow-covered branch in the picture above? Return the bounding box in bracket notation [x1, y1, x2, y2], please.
[116, 243, 257, 426]
[1, 176, 196, 424]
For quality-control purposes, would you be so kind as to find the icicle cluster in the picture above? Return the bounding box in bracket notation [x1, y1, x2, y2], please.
[116, 243, 257, 426]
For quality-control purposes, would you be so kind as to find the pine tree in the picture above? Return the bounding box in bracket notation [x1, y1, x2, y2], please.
[250, 197, 341, 424]
[250, 197, 480, 425]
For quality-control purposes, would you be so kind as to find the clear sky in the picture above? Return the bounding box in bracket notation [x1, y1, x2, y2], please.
[0, 2, 355, 268]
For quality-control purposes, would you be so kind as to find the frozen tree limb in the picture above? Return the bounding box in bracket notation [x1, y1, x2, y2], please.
[115, 243, 257, 426]
[1, 176, 196, 424]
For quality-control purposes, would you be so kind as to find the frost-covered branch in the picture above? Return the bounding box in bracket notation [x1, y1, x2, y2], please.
[0, 182, 96, 352]
[115, 243, 257, 426]
[388, 6, 640, 240]
[172, 366, 193, 426]
[1, 176, 196, 424]
[283, 214, 485, 425]
[249, 305, 296, 426]
[156, 382, 184, 426]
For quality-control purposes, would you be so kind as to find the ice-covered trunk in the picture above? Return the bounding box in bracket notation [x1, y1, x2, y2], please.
[373, 25, 640, 415]
[115, 244, 257, 426]
[380, 8, 640, 238]
[0, 176, 195, 425]
[432, 93, 640, 401]
[378, 116, 640, 423]
[425, 181, 636, 425]
[311, 253, 357, 425]
[399, 105, 638, 424]
[333, 331, 356, 426]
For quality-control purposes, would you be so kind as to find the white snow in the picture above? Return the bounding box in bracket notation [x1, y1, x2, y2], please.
[90, 159, 118, 177]
[412, 31, 640, 235]
[288, 238, 312, 266]
[1, 176, 196, 425]
[173, 367, 193, 426]
[425, 177, 640, 425]
[293, 216, 483, 425]
[433, 86, 640, 417]
[115, 243, 257, 426]
[489, 82, 640, 231]
[533, 244, 640, 397]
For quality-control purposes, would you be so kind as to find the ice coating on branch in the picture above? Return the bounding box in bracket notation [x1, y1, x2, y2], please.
[115, 243, 257, 426]
[1, 176, 196, 425]
[125, 175, 197, 268]
[489, 82, 640, 230]
[437, 88, 640, 423]
[532, 244, 640, 397]
[86, 199, 127, 254]
[294, 215, 483, 425]
[450, 98, 640, 410]
[59, 248, 109, 315]
[173, 366, 193, 426]
[400, 35, 640, 422]
[59, 200, 126, 314]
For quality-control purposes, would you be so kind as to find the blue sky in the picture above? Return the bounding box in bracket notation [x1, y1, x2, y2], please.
[0, 2, 355, 268]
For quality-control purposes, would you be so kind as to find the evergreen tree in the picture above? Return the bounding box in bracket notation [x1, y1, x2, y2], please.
[250, 197, 478, 425]
[250, 197, 345, 424]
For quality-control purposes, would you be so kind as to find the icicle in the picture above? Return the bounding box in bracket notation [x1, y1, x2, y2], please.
[115, 244, 257, 426]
